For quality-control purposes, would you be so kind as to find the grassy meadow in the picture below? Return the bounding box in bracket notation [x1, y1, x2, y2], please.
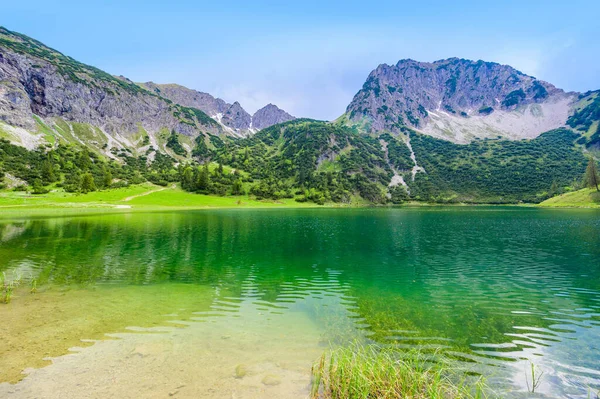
[0, 182, 345, 213]
[2, 183, 600, 214]
[539, 188, 600, 208]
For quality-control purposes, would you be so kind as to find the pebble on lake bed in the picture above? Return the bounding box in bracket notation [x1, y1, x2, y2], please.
[234, 364, 247, 378]
[261, 375, 281, 386]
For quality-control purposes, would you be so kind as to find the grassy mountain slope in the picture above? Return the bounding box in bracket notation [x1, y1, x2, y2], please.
[539, 188, 600, 208]
[0, 116, 592, 204]
[0, 28, 596, 205]
[408, 128, 587, 202]
[567, 90, 600, 149]
[178, 120, 589, 204]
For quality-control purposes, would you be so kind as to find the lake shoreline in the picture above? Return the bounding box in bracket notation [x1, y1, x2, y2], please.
[1, 183, 599, 215]
[2, 198, 599, 216]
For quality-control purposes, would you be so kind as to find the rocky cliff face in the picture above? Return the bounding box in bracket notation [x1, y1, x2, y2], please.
[141, 82, 250, 135]
[0, 27, 222, 149]
[252, 104, 295, 130]
[222, 101, 252, 132]
[140, 83, 295, 136]
[0, 26, 296, 159]
[141, 82, 231, 119]
[345, 58, 576, 142]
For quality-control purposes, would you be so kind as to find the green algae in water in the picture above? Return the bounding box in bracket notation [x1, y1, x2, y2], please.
[0, 207, 599, 398]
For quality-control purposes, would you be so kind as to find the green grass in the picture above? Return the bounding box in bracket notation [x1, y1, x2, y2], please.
[33, 115, 56, 145]
[0, 183, 332, 212]
[0, 183, 155, 208]
[133, 124, 149, 147]
[125, 185, 320, 208]
[317, 159, 342, 173]
[0, 122, 17, 142]
[311, 344, 487, 399]
[153, 127, 171, 152]
[4, 181, 598, 213]
[539, 188, 600, 208]
[53, 119, 82, 147]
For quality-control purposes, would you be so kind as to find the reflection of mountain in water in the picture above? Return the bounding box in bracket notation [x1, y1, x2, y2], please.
[1, 209, 599, 397]
[0, 221, 29, 242]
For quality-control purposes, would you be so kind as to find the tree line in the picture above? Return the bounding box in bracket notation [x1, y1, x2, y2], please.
[1, 119, 597, 205]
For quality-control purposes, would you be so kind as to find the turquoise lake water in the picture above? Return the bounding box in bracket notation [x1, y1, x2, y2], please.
[0, 207, 599, 398]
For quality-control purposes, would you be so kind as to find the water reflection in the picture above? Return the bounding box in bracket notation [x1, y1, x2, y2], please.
[0, 208, 599, 397]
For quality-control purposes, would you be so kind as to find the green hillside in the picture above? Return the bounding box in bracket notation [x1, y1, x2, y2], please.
[0, 26, 596, 206]
[0, 119, 592, 205]
[539, 188, 600, 208]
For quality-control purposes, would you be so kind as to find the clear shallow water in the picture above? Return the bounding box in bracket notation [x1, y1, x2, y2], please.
[1, 207, 599, 398]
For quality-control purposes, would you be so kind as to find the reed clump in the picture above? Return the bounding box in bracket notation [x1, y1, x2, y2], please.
[1, 271, 39, 304]
[311, 344, 488, 399]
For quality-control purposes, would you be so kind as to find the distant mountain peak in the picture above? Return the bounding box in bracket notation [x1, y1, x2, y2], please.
[139, 83, 295, 135]
[252, 104, 295, 130]
[345, 57, 574, 143]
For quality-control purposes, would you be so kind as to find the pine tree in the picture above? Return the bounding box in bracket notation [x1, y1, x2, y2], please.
[584, 158, 599, 191]
[548, 180, 559, 198]
[232, 179, 243, 196]
[102, 166, 112, 188]
[80, 173, 96, 194]
[64, 172, 81, 193]
[197, 163, 210, 191]
[41, 159, 56, 183]
[31, 179, 49, 194]
[166, 130, 187, 156]
[78, 150, 92, 171]
[181, 167, 194, 191]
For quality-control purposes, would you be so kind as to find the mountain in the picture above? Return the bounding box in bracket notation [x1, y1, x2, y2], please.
[343, 58, 576, 143]
[140, 82, 252, 135]
[0, 27, 229, 159]
[252, 104, 295, 130]
[140, 83, 295, 136]
[0, 27, 598, 205]
[0, 26, 293, 160]
[566, 90, 600, 150]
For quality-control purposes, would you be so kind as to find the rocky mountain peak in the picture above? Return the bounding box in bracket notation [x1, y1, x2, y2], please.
[252, 104, 295, 130]
[139, 83, 294, 135]
[345, 57, 574, 142]
[222, 101, 251, 131]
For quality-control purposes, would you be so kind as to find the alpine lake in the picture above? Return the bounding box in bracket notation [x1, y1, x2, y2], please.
[0, 207, 599, 398]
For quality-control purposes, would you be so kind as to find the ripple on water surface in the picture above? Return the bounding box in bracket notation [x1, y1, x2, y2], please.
[0, 207, 599, 398]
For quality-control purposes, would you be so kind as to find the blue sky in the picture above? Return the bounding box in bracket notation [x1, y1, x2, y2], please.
[4, 0, 600, 120]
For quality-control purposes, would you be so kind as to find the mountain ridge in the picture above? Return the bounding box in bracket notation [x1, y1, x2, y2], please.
[0, 26, 294, 160]
[0, 27, 598, 206]
[139, 82, 295, 136]
[0, 26, 227, 160]
[343, 57, 577, 143]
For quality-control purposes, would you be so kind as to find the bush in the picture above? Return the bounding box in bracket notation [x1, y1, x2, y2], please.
[31, 179, 49, 194]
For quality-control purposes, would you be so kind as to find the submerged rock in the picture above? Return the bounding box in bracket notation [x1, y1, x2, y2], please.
[261, 374, 281, 386]
[234, 364, 247, 378]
